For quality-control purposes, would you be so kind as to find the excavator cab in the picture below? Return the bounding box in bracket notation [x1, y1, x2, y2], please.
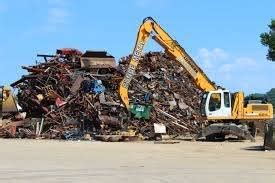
[201, 89, 231, 119]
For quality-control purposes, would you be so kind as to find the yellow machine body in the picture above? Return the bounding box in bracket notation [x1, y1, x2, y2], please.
[0, 86, 18, 115]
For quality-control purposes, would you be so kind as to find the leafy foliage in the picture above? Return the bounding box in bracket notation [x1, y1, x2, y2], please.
[260, 19, 275, 61]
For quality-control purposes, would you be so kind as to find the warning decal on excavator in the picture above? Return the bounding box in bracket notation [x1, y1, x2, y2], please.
[121, 41, 145, 89]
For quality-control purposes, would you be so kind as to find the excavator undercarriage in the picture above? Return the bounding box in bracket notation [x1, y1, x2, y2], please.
[197, 122, 256, 141]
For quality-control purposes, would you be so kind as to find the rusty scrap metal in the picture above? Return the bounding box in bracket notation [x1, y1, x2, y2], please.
[117, 52, 207, 137]
[1, 51, 206, 140]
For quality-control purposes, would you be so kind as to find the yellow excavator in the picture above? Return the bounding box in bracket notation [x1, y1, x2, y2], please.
[119, 17, 273, 140]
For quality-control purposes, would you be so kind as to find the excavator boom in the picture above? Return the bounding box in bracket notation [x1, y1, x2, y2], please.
[119, 17, 216, 109]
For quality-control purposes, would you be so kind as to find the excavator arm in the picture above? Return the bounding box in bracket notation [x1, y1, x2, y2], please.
[119, 17, 216, 109]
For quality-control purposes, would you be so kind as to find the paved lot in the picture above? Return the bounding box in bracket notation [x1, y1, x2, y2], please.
[0, 139, 274, 183]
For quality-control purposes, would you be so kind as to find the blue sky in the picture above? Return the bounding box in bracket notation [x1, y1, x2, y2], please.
[0, 0, 275, 94]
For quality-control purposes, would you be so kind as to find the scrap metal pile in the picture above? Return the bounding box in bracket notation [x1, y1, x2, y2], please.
[7, 49, 128, 140]
[0, 49, 206, 140]
[117, 52, 206, 137]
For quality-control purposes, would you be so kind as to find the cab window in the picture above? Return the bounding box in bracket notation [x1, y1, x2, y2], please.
[209, 93, 221, 111]
[224, 92, 230, 108]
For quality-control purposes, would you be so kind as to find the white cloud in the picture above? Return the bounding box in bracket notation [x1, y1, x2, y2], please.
[214, 56, 260, 92]
[199, 48, 228, 60]
[218, 57, 258, 77]
[48, 7, 69, 24]
[235, 57, 257, 67]
[219, 63, 233, 72]
[194, 47, 273, 93]
[47, 0, 68, 6]
[40, 2, 70, 33]
[196, 48, 258, 77]
[196, 48, 228, 68]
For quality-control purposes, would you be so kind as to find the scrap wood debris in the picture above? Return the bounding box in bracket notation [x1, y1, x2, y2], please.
[0, 49, 207, 140]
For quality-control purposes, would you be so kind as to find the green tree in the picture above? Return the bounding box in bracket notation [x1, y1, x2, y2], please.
[260, 19, 275, 61]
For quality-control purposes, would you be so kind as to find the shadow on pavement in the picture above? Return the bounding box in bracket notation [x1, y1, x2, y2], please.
[242, 145, 265, 151]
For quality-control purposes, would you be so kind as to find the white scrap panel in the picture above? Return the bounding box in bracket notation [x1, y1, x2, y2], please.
[154, 123, 166, 134]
